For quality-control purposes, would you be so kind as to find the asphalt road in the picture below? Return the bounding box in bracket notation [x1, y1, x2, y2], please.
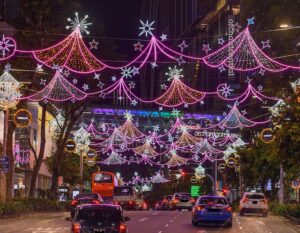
[0, 211, 298, 233]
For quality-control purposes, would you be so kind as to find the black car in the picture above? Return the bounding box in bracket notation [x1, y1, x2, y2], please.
[70, 204, 130, 233]
[71, 193, 104, 218]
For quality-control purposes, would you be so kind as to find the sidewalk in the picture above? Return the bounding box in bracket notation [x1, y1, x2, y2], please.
[283, 215, 300, 233]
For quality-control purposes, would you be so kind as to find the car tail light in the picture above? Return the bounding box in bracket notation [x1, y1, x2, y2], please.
[173, 199, 179, 204]
[92, 200, 100, 204]
[242, 198, 249, 203]
[119, 223, 127, 233]
[226, 206, 232, 212]
[196, 206, 204, 211]
[72, 223, 81, 233]
[190, 198, 195, 203]
[262, 199, 268, 204]
[71, 200, 78, 206]
[114, 201, 119, 205]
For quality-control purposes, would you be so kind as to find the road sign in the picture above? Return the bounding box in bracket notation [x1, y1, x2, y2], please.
[86, 158, 96, 167]
[0, 156, 9, 172]
[191, 176, 198, 184]
[292, 181, 300, 189]
[65, 139, 76, 152]
[191, 185, 200, 197]
[13, 109, 32, 128]
[226, 158, 236, 168]
[260, 128, 275, 144]
[86, 149, 97, 159]
[218, 163, 226, 172]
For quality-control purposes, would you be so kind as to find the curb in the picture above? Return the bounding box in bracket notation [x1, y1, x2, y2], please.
[283, 215, 300, 233]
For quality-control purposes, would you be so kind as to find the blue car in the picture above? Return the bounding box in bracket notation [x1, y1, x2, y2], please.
[192, 195, 232, 228]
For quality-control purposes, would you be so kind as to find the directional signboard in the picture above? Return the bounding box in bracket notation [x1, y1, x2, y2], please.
[191, 185, 200, 197]
[218, 163, 226, 172]
[86, 149, 97, 159]
[260, 128, 275, 144]
[0, 156, 9, 172]
[65, 139, 76, 152]
[191, 176, 198, 184]
[226, 158, 236, 168]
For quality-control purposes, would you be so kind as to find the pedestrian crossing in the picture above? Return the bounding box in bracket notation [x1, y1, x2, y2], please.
[0, 227, 70, 233]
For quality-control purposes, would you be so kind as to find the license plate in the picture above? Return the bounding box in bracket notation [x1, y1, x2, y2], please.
[94, 229, 105, 233]
[252, 201, 257, 204]
[211, 206, 216, 209]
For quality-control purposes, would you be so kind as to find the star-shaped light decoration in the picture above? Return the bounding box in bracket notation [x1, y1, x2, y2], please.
[133, 42, 144, 51]
[129, 81, 136, 89]
[261, 40, 271, 50]
[200, 100, 205, 105]
[259, 68, 266, 76]
[233, 23, 242, 32]
[175, 56, 186, 66]
[218, 65, 226, 73]
[72, 78, 78, 84]
[202, 44, 211, 54]
[242, 110, 247, 115]
[153, 125, 160, 132]
[132, 66, 140, 76]
[151, 62, 158, 68]
[139, 20, 155, 37]
[66, 12, 92, 35]
[97, 81, 104, 89]
[245, 77, 252, 83]
[35, 64, 44, 73]
[247, 17, 255, 25]
[160, 84, 167, 90]
[131, 99, 138, 106]
[111, 76, 117, 82]
[158, 106, 163, 111]
[93, 73, 100, 80]
[63, 69, 70, 77]
[89, 39, 99, 50]
[257, 85, 263, 91]
[184, 103, 188, 108]
[121, 67, 133, 79]
[218, 37, 225, 46]
[82, 84, 89, 91]
[178, 40, 188, 52]
[160, 34, 167, 41]
[40, 79, 46, 86]
[216, 116, 221, 122]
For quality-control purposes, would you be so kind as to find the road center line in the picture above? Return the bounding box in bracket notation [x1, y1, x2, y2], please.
[165, 224, 169, 227]
[256, 220, 265, 225]
[138, 218, 148, 222]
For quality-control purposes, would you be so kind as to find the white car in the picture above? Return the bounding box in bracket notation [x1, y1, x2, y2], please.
[240, 192, 268, 216]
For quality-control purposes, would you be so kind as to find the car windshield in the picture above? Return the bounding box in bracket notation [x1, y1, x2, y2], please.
[199, 197, 228, 205]
[94, 174, 113, 183]
[246, 194, 265, 199]
[76, 208, 121, 227]
[114, 187, 133, 196]
[76, 194, 98, 200]
[175, 193, 191, 199]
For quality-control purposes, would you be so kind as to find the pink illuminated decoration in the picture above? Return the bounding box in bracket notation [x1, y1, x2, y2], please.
[217, 83, 278, 103]
[218, 104, 270, 129]
[101, 151, 127, 165]
[191, 139, 224, 154]
[164, 148, 189, 167]
[24, 70, 87, 102]
[174, 126, 201, 148]
[117, 111, 144, 139]
[132, 138, 159, 157]
[0, 35, 17, 60]
[202, 27, 294, 72]
[151, 172, 170, 183]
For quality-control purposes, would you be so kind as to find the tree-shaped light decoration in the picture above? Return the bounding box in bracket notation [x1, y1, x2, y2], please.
[202, 27, 289, 72]
[154, 66, 206, 107]
[26, 70, 87, 102]
[223, 146, 236, 160]
[132, 137, 159, 157]
[231, 138, 246, 148]
[141, 184, 152, 192]
[101, 151, 127, 165]
[191, 138, 223, 155]
[290, 78, 300, 93]
[137, 154, 155, 165]
[174, 125, 201, 147]
[217, 83, 278, 103]
[165, 149, 188, 167]
[0, 68, 21, 109]
[31, 12, 106, 74]
[150, 172, 170, 183]
[218, 105, 269, 129]
[73, 126, 90, 154]
[117, 111, 144, 139]
[270, 99, 286, 117]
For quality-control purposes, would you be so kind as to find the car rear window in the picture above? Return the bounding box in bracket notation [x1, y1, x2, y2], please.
[76, 208, 121, 227]
[246, 194, 265, 199]
[114, 187, 133, 196]
[175, 193, 191, 198]
[76, 194, 98, 200]
[199, 197, 228, 205]
[94, 173, 113, 183]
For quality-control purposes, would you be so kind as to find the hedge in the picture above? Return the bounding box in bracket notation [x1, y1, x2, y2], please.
[0, 198, 70, 218]
[269, 203, 300, 218]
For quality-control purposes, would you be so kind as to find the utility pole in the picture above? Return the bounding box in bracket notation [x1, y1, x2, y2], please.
[0, 110, 8, 202]
[214, 154, 218, 195]
[79, 150, 83, 193]
[279, 162, 284, 204]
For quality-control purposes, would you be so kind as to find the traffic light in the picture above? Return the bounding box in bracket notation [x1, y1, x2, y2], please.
[181, 171, 186, 176]
[222, 188, 228, 196]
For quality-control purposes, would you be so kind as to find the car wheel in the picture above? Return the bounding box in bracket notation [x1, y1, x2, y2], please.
[192, 219, 197, 227]
[240, 210, 244, 216]
[226, 221, 233, 228]
[262, 212, 268, 217]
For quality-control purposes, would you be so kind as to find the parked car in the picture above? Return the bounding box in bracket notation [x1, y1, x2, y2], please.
[154, 201, 164, 210]
[192, 195, 232, 228]
[70, 193, 104, 218]
[240, 192, 268, 216]
[68, 204, 130, 233]
[169, 192, 195, 211]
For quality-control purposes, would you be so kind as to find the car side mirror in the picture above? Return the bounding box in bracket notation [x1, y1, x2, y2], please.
[65, 217, 72, 221]
[124, 216, 130, 221]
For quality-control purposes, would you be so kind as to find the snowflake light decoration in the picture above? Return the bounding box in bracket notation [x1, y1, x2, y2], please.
[165, 66, 183, 81]
[139, 20, 155, 37]
[121, 67, 133, 79]
[218, 83, 233, 98]
[0, 35, 16, 60]
[66, 12, 92, 35]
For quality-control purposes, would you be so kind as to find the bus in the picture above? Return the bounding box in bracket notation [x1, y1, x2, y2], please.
[91, 172, 119, 200]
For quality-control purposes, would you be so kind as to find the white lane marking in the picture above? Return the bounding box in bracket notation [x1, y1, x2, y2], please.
[165, 224, 169, 227]
[158, 231, 163, 233]
[152, 212, 159, 216]
[170, 219, 174, 223]
[138, 218, 148, 222]
[256, 220, 265, 225]
[197, 231, 207, 233]
[239, 226, 243, 230]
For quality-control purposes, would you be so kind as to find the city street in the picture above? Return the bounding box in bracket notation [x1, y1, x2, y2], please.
[0, 211, 298, 233]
